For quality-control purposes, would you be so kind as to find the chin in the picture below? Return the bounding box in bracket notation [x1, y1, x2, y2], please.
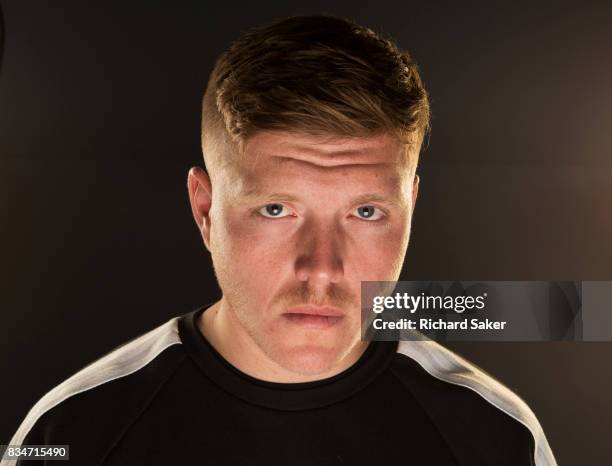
[274, 344, 346, 377]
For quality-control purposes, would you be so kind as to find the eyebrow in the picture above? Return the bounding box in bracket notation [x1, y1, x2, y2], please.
[350, 193, 406, 208]
[239, 189, 405, 208]
[239, 190, 300, 203]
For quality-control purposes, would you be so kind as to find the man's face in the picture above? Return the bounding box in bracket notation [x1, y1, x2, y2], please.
[191, 131, 419, 376]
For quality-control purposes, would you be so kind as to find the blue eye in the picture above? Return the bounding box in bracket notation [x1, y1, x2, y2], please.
[259, 203, 291, 218]
[354, 205, 384, 221]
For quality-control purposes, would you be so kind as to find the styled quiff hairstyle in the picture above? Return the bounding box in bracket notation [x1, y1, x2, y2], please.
[201, 15, 430, 171]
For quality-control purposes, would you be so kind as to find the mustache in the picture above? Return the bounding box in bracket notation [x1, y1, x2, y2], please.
[272, 283, 356, 310]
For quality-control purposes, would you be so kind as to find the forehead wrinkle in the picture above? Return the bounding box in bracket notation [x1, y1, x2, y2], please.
[268, 154, 392, 169]
[243, 132, 407, 168]
[271, 132, 400, 153]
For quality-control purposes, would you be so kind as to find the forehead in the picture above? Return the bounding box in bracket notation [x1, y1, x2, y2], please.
[217, 131, 413, 202]
[243, 131, 407, 167]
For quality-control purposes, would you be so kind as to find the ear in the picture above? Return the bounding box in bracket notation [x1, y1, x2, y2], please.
[411, 174, 420, 212]
[187, 167, 213, 251]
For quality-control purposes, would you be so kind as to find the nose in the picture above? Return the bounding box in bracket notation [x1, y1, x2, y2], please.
[294, 220, 344, 288]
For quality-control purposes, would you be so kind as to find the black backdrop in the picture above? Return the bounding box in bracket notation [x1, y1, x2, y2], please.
[1, 1, 611, 464]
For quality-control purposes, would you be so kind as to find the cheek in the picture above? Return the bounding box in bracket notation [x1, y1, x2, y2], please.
[348, 219, 410, 280]
[211, 210, 288, 289]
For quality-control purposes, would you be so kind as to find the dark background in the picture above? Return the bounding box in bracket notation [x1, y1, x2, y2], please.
[1, 1, 611, 463]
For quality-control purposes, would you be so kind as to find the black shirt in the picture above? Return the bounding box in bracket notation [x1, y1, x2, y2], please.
[6, 304, 556, 465]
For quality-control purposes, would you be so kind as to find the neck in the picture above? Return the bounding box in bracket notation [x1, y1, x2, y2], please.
[198, 298, 369, 383]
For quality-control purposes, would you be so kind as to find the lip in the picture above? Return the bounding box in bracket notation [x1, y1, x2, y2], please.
[284, 305, 345, 317]
[283, 305, 345, 329]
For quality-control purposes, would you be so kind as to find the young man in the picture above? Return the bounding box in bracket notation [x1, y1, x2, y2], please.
[5, 15, 556, 466]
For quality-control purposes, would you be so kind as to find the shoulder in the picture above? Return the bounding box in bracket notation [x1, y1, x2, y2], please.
[390, 340, 557, 466]
[5, 316, 186, 459]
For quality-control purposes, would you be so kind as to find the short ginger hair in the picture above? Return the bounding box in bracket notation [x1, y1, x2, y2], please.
[201, 15, 430, 172]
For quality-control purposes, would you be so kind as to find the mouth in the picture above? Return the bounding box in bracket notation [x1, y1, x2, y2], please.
[283, 305, 345, 329]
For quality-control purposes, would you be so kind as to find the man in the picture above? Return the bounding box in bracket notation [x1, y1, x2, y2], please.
[4, 15, 556, 466]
